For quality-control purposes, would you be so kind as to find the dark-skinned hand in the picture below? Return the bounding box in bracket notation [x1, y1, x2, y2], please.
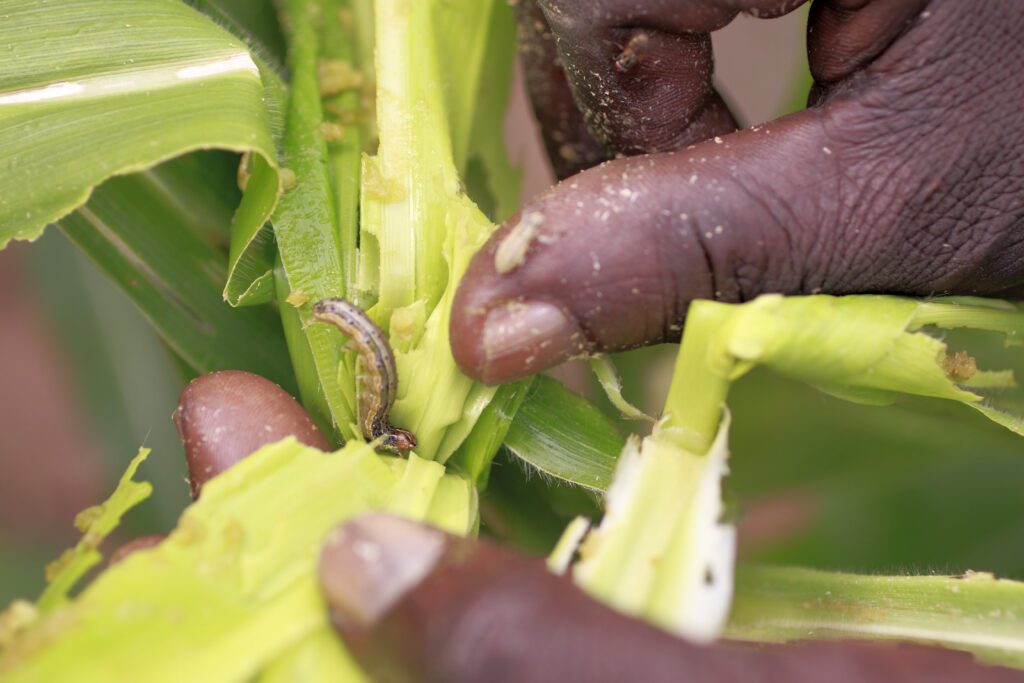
[450, 0, 1024, 384]
[144, 3, 1024, 680]
[156, 370, 1023, 683]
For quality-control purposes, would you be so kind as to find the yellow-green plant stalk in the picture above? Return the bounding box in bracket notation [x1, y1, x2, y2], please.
[342, 0, 517, 463]
[557, 294, 1024, 643]
[728, 565, 1024, 669]
[0, 440, 475, 682]
[555, 400, 736, 643]
[666, 294, 1024, 452]
[259, 0, 517, 463]
[590, 355, 657, 424]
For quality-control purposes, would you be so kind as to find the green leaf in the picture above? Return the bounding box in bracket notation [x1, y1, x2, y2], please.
[450, 378, 534, 487]
[274, 255, 338, 439]
[505, 376, 626, 491]
[0, 438, 475, 681]
[185, 0, 288, 136]
[434, 0, 520, 221]
[224, 154, 281, 306]
[36, 449, 152, 613]
[665, 295, 1024, 454]
[271, 0, 354, 437]
[728, 564, 1024, 669]
[59, 166, 296, 391]
[590, 355, 656, 423]
[387, 196, 499, 461]
[190, 0, 288, 68]
[183, 0, 290, 307]
[0, 0, 280, 249]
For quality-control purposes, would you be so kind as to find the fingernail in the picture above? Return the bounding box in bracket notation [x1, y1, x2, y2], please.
[175, 370, 330, 499]
[480, 301, 586, 382]
[319, 514, 447, 628]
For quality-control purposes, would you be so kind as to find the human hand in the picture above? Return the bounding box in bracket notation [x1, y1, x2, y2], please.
[168, 371, 1023, 683]
[451, 0, 1024, 384]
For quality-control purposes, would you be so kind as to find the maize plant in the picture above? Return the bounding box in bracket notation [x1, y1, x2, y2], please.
[2, 0, 1024, 680]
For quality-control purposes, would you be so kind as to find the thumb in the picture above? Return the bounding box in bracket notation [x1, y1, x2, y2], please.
[452, 1, 1024, 384]
[451, 111, 828, 384]
[318, 514, 1024, 683]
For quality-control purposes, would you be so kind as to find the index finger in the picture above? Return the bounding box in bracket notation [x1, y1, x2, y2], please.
[535, 0, 815, 155]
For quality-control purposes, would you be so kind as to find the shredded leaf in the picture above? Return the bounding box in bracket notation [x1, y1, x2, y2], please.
[36, 448, 152, 613]
[563, 418, 735, 642]
[590, 355, 656, 423]
[547, 516, 590, 575]
[558, 293, 1024, 644]
[0, 439, 474, 682]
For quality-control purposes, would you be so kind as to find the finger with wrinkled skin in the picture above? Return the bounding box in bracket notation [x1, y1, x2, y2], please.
[535, 0, 820, 154]
[536, 0, 926, 150]
[319, 514, 1024, 683]
[516, 0, 608, 179]
[451, 116, 813, 384]
[539, 5, 738, 155]
[173, 370, 330, 498]
[809, 0, 930, 85]
[452, 1, 1024, 384]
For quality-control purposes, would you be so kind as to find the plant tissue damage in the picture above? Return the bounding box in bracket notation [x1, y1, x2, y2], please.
[4, 0, 1024, 680]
